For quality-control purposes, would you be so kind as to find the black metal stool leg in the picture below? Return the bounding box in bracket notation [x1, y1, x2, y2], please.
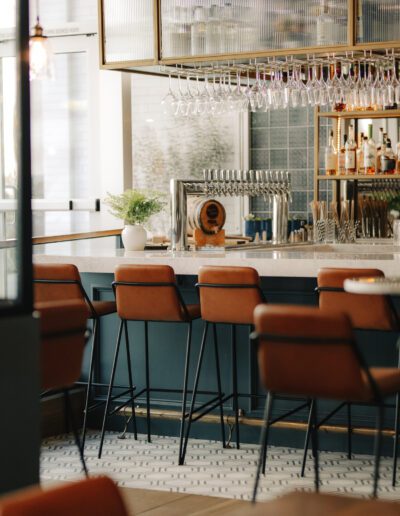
[180, 322, 208, 466]
[252, 392, 273, 503]
[373, 404, 384, 498]
[310, 400, 319, 493]
[98, 319, 123, 459]
[64, 389, 88, 477]
[261, 393, 274, 475]
[213, 323, 226, 448]
[347, 402, 352, 460]
[301, 399, 313, 477]
[178, 322, 192, 463]
[231, 324, 240, 449]
[81, 317, 98, 450]
[144, 321, 151, 443]
[124, 320, 138, 440]
[393, 393, 400, 486]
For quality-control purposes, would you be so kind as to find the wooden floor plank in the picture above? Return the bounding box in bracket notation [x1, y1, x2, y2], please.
[137, 493, 229, 516]
[120, 487, 189, 515]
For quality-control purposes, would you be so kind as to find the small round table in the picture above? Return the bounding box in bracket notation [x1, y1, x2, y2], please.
[344, 277, 400, 296]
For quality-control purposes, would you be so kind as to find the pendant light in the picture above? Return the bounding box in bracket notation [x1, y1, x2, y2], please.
[29, 0, 54, 81]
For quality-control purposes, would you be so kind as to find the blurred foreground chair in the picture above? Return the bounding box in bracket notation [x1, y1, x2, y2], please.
[252, 305, 400, 500]
[36, 300, 89, 475]
[0, 476, 128, 516]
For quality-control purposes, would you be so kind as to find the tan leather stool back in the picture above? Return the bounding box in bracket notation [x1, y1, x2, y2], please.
[198, 266, 263, 324]
[114, 265, 188, 322]
[36, 300, 88, 391]
[33, 263, 83, 304]
[318, 268, 396, 331]
[254, 305, 368, 401]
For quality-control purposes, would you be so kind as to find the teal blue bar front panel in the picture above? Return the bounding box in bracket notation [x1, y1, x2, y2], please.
[80, 272, 399, 455]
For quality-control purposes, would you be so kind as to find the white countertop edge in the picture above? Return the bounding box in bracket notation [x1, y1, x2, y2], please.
[33, 251, 400, 278]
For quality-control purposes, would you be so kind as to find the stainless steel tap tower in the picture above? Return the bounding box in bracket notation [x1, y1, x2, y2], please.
[170, 170, 291, 251]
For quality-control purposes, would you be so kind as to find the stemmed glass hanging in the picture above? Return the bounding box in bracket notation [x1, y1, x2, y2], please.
[161, 50, 400, 117]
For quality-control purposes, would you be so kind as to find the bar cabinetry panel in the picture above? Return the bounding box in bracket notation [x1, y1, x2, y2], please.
[160, 0, 348, 59]
[357, 0, 400, 44]
[100, 0, 156, 65]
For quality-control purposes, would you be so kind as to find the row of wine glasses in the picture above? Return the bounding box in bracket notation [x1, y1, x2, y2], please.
[160, 51, 400, 116]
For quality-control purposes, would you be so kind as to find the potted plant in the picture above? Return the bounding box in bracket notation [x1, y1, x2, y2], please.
[105, 189, 164, 251]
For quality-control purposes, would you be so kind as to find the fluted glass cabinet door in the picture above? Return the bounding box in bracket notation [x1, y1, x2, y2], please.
[160, 0, 348, 59]
[356, 0, 400, 44]
[101, 0, 156, 64]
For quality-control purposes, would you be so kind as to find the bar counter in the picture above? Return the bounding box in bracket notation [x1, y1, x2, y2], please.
[33, 239, 400, 277]
[33, 238, 400, 454]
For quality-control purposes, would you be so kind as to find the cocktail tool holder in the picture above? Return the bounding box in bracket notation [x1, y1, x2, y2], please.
[170, 170, 291, 251]
[315, 220, 336, 243]
[336, 220, 359, 244]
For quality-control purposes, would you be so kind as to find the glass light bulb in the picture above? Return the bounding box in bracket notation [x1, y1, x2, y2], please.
[29, 20, 54, 81]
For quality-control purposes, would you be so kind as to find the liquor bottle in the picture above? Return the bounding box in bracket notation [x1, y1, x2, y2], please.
[325, 130, 337, 176]
[396, 134, 400, 173]
[345, 125, 356, 174]
[191, 6, 207, 56]
[363, 124, 376, 175]
[317, 0, 335, 46]
[356, 132, 364, 174]
[206, 4, 222, 54]
[375, 127, 384, 174]
[356, 0, 363, 43]
[381, 139, 396, 175]
[338, 134, 347, 174]
[221, 2, 238, 53]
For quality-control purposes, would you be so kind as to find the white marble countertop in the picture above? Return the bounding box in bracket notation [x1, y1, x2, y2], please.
[32, 238, 400, 277]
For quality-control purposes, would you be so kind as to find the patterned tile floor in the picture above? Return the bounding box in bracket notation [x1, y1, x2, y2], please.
[41, 431, 400, 501]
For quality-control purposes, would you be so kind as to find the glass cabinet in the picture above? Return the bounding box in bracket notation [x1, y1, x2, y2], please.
[356, 0, 400, 44]
[98, 1, 400, 68]
[160, 0, 348, 59]
[100, 0, 157, 65]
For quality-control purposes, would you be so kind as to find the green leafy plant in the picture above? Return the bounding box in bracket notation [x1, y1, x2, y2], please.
[104, 189, 164, 225]
[389, 195, 400, 215]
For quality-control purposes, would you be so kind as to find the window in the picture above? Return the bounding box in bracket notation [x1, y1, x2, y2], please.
[130, 74, 246, 236]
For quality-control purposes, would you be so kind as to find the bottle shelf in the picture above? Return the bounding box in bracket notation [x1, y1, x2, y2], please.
[317, 173, 400, 181]
[318, 110, 400, 119]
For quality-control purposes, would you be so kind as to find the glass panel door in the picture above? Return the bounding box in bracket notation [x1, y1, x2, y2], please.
[101, 0, 156, 64]
[161, 0, 349, 59]
[0, 0, 32, 312]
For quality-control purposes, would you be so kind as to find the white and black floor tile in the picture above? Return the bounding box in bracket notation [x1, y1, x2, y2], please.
[41, 432, 400, 501]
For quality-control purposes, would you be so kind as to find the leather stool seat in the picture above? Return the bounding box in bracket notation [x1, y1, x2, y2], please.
[33, 263, 117, 453]
[184, 304, 201, 320]
[367, 368, 400, 398]
[99, 264, 201, 460]
[252, 304, 400, 499]
[89, 300, 117, 318]
[309, 267, 400, 487]
[0, 476, 128, 516]
[35, 300, 89, 475]
[179, 265, 265, 464]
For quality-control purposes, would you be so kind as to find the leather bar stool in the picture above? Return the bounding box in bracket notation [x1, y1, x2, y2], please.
[252, 304, 400, 500]
[36, 299, 89, 474]
[180, 265, 265, 465]
[0, 476, 129, 516]
[33, 263, 119, 450]
[300, 267, 400, 483]
[98, 264, 202, 462]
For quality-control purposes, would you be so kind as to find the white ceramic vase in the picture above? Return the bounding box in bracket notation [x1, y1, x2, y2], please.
[121, 225, 147, 251]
